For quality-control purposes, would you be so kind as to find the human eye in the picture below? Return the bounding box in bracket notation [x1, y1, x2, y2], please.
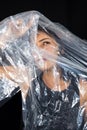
[43, 41, 51, 46]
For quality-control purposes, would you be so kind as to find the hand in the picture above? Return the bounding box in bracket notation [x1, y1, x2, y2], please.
[0, 15, 36, 48]
[5, 16, 34, 39]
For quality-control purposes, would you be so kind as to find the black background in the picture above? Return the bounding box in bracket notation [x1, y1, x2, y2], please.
[0, 0, 87, 39]
[0, 0, 87, 129]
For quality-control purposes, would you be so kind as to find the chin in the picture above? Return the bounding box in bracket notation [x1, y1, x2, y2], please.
[36, 60, 55, 71]
[37, 65, 48, 71]
[38, 64, 54, 72]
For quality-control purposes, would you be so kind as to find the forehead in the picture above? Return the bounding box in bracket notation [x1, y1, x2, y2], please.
[37, 31, 51, 39]
[37, 31, 58, 45]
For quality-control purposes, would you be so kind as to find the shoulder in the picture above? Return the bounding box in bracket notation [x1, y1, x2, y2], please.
[79, 78, 87, 106]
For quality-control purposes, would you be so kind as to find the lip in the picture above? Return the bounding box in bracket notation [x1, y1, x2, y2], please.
[36, 58, 47, 62]
[43, 58, 47, 61]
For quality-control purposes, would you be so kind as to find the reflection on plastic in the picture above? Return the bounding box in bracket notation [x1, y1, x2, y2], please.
[0, 10, 87, 130]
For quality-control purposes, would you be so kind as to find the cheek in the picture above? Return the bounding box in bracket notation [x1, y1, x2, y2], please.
[35, 59, 55, 71]
[45, 46, 57, 54]
[32, 47, 57, 70]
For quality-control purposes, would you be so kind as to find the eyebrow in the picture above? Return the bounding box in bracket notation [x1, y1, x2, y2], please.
[39, 38, 49, 42]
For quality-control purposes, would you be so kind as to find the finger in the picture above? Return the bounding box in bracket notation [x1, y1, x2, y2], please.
[24, 16, 36, 33]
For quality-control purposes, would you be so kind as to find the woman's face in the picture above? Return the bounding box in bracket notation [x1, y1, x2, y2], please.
[34, 31, 59, 71]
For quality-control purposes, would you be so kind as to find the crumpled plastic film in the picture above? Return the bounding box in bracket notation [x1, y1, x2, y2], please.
[0, 10, 87, 130]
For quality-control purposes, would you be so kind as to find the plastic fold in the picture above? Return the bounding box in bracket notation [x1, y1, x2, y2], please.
[0, 10, 87, 130]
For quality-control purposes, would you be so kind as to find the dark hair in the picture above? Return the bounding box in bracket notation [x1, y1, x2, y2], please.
[38, 25, 60, 41]
[37, 25, 63, 54]
[37, 25, 87, 77]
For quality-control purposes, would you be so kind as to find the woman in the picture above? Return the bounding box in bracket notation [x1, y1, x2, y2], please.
[25, 26, 87, 130]
[0, 11, 87, 130]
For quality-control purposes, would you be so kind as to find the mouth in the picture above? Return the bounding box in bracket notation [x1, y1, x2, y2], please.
[42, 58, 47, 61]
[36, 57, 47, 62]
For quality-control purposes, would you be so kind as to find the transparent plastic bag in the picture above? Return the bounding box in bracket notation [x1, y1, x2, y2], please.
[0, 10, 87, 130]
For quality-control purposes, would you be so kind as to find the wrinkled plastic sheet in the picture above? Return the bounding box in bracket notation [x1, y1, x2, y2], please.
[0, 11, 87, 130]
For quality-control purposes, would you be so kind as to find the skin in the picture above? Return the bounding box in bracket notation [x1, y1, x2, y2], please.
[0, 19, 87, 121]
[36, 31, 87, 111]
[33, 31, 87, 121]
[36, 31, 70, 91]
